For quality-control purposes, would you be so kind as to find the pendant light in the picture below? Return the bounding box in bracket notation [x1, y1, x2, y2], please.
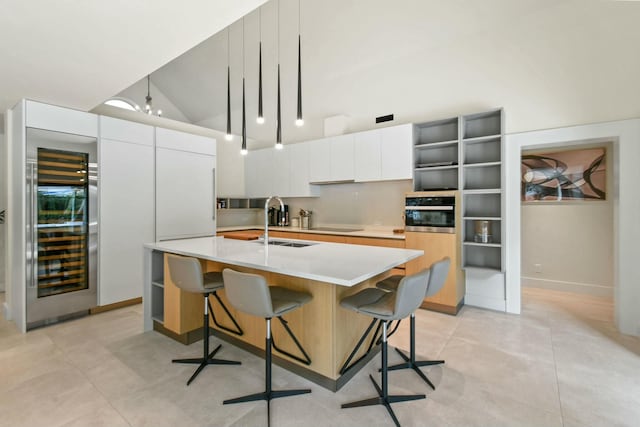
[225, 27, 233, 141]
[275, 0, 283, 150]
[256, 7, 265, 125]
[144, 75, 162, 117]
[295, 0, 304, 127]
[241, 18, 248, 156]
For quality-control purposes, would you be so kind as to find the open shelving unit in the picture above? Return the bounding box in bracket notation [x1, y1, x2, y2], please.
[216, 197, 266, 210]
[150, 250, 165, 324]
[412, 108, 506, 311]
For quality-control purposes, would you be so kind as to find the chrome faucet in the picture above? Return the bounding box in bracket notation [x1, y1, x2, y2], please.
[264, 196, 284, 246]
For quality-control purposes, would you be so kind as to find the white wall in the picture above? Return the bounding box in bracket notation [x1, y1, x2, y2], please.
[521, 202, 613, 297]
[521, 144, 614, 297]
[506, 120, 640, 337]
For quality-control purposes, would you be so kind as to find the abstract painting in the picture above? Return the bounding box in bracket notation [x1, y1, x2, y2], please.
[521, 147, 606, 201]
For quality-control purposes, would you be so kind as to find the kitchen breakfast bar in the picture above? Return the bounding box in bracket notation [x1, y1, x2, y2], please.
[143, 236, 422, 391]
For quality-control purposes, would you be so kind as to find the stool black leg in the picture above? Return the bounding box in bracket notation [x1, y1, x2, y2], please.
[224, 318, 311, 427]
[208, 291, 244, 336]
[342, 321, 425, 427]
[172, 293, 241, 386]
[387, 313, 444, 390]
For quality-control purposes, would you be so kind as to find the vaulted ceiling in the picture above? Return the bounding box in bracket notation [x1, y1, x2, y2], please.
[113, 0, 640, 150]
[0, 0, 266, 122]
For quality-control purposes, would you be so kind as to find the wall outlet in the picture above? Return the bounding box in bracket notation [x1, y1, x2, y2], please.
[534, 263, 542, 273]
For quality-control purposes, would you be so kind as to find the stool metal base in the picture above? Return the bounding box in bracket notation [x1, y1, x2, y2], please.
[172, 344, 241, 386]
[385, 314, 444, 390]
[342, 374, 425, 427]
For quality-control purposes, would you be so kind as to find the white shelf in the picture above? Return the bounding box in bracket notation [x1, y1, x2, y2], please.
[462, 134, 501, 144]
[151, 281, 164, 288]
[463, 216, 501, 221]
[463, 161, 501, 168]
[415, 165, 459, 172]
[462, 264, 502, 272]
[151, 315, 164, 324]
[414, 139, 459, 149]
[463, 241, 502, 248]
[462, 188, 502, 195]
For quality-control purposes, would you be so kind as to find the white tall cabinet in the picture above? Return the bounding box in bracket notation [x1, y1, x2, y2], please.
[155, 128, 216, 241]
[99, 117, 154, 306]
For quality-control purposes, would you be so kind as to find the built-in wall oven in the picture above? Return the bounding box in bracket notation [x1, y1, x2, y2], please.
[404, 192, 455, 233]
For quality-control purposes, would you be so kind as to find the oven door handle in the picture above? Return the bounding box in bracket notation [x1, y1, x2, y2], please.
[405, 206, 454, 211]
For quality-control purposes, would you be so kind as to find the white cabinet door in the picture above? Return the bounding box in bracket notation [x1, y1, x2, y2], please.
[330, 134, 355, 181]
[380, 124, 413, 180]
[245, 148, 274, 198]
[308, 139, 331, 183]
[99, 138, 154, 305]
[155, 127, 216, 155]
[354, 129, 382, 182]
[288, 143, 318, 197]
[100, 116, 154, 145]
[272, 147, 291, 197]
[26, 100, 98, 137]
[156, 148, 216, 240]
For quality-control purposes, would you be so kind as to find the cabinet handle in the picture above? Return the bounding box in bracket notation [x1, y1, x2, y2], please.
[212, 168, 216, 220]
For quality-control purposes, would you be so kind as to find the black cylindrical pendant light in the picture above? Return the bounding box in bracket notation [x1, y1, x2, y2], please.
[275, 0, 283, 149]
[241, 78, 247, 155]
[225, 28, 233, 141]
[295, 0, 304, 127]
[257, 7, 264, 125]
[241, 18, 248, 155]
[276, 64, 282, 148]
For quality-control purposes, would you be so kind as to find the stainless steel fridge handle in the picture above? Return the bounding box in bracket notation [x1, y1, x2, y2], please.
[29, 162, 38, 288]
[212, 168, 216, 221]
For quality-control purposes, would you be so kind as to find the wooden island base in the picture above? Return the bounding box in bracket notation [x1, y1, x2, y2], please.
[157, 257, 394, 391]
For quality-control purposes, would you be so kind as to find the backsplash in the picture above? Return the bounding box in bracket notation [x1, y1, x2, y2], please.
[217, 180, 412, 228]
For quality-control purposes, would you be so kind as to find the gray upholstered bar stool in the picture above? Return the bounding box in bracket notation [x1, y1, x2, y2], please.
[221, 268, 313, 427]
[167, 254, 242, 386]
[376, 257, 450, 390]
[340, 269, 430, 427]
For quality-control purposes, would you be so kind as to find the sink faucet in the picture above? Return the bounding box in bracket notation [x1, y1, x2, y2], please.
[264, 196, 284, 246]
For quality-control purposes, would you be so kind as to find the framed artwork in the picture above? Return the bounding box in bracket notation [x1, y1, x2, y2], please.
[521, 147, 606, 201]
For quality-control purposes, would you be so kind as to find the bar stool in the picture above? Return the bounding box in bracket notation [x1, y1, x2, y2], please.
[221, 268, 312, 427]
[167, 254, 242, 386]
[376, 257, 450, 390]
[340, 269, 430, 427]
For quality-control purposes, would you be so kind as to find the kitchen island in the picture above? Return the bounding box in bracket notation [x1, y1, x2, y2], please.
[143, 236, 422, 390]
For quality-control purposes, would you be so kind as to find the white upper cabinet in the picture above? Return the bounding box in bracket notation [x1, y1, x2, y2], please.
[380, 123, 413, 180]
[353, 124, 413, 182]
[354, 129, 382, 181]
[308, 139, 331, 183]
[245, 148, 274, 198]
[330, 134, 355, 182]
[272, 147, 290, 197]
[155, 127, 215, 155]
[288, 143, 319, 197]
[100, 116, 154, 145]
[26, 100, 98, 137]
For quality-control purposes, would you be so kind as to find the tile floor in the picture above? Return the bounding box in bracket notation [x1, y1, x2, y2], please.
[1, 288, 639, 427]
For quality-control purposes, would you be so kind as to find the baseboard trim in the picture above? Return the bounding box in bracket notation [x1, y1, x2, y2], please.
[90, 297, 142, 314]
[521, 277, 613, 298]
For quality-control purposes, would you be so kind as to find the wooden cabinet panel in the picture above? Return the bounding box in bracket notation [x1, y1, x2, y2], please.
[346, 236, 404, 248]
[405, 232, 462, 313]
[298, 233, 348, 243]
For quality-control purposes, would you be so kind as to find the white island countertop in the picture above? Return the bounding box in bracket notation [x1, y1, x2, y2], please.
[145, 236, 422, 287]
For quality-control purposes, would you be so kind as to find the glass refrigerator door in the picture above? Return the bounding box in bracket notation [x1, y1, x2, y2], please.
[36, 148, 89, 297]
